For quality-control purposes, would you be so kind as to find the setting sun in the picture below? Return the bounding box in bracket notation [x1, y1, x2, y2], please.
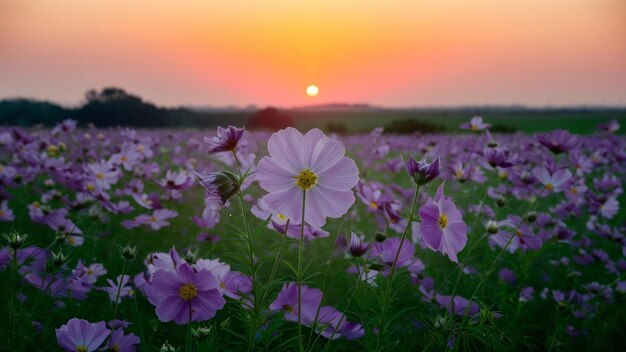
[306, 85, 319, 97]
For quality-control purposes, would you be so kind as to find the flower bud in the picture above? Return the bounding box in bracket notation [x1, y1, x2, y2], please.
[375, 233, 387, 243]
[192, 325, 212, 340]
[348, 232, 368, 257]
[121, 244, 137, 261]
[485, 220, 499, 234]
[184, 248, 199, 264]
[160, 341, 176, 352]
[496, 197, 506, 207]
[524, 211, 537, 223]
[403, 156, 441, 186]
[5, 232, 27, 250]
[52, 250, 66, 267]
[196, 170, 240, 205]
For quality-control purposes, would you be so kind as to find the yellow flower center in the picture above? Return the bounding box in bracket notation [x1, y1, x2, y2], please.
[295, 168, 318, 190]
[121, 156, 128, 162]
[150, 216, 158, 223]
[178, 283, 198, 301]
[96, 173, 104, 180]
[0, 210, 4, 217]
[277, 213, 286, 220]
[87, 269, 94, 275]
[220, 281, 226, 288]
[86, 184, 95, 191]
[438, 214, 449, 229]
[77, 346, 88, 352]
[515, 229, 523, 237]
[471, 125, 479, 131]
[369, 201, 378, 209]
[545, 183, 554, 191]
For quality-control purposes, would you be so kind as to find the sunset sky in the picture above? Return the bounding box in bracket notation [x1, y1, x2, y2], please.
[1, 0, 625, 107]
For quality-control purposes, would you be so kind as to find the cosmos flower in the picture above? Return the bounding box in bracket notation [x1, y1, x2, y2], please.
[348, 232, 369, 257]
[537, 129, 579, 154]
[403, 156, 441, 185]
[370, 236, 416, 270]
[105, 329, 140, 352]
[536, 167, 572, 193]
[257, 128, 359, 227]
[418, 182, 468, 263]
[0, 200, 15, 221]
[150, 263, 226, 324]
[460, 116, 491, 131]
[204, 126, 245, 154]
[55, 318, 111, 352]
[269, 282, 323, 323]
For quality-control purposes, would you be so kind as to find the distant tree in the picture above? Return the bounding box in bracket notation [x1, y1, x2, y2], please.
[247, 107, 293, 131]
[325, 122, 348, 135]
[77, 87, 170, 127]
[384, 118, 446, 134]
[490, 124, 518, 133]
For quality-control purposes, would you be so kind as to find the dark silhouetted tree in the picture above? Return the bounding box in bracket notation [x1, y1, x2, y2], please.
[247, 107, 293, 131]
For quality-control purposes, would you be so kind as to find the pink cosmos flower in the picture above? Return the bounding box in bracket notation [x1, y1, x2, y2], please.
[55, 318, 111, 352]
[257, 128, 359, 227]
[150, 263, 226, 324]
[418, 182, 468, 263]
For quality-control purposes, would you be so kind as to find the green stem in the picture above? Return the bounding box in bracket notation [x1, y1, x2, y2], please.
[112, 259, 127, 323]
[8, 249, 18, 350]
[322, 250, 372, 352]
[375, 184, 421, 351]
[306, 223, 343, 351]
[297, 190, 307, 352]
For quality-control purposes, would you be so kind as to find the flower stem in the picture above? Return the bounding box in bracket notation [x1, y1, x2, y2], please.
[112, 259, 127, 323]
[297, 190, 307, 352]
[376, 184, 420, 351]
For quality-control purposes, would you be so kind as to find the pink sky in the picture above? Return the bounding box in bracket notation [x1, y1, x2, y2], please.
[0, 0, 625, 107]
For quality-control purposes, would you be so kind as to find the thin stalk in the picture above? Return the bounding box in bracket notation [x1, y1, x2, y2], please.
[322, 250, 372, 352]
[112, 259, 127, 323]
[8, 248, 18, 350]
[305, 223, 344, 351]
[297, 190, 307, 352]
[375, 184, 421, 351]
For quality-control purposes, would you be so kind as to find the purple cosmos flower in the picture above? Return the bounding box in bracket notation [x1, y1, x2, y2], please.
[55, 318, 111, 352]
[370, 236, 416, 270]
[460, 116, 491, 131]
[269, 282, 323, 322]
[597, 119, 620, 134]
[150, 263, 226, 324]
[403, 156, 441, 185]
[257, 128, 359, 227]
[106, 330, 140, 352]
[0, 200, 15, 221]
[348, 232, 369, 257]
[419, 183, 468, 262]
[100, 275, 133, 303]
[204, 126, 245, 153]
[537, 129, 579, 154]
[536, 167, 572, 193]
[482, 147, 513, 168]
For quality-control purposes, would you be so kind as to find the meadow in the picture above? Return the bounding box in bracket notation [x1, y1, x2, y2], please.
[0, 117, 625, 351]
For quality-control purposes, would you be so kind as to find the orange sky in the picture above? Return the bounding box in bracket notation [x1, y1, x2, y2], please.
[1, 0, 625, 107]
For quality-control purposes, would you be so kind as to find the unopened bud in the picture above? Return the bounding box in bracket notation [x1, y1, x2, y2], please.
[374, 233, 387, 243]
[184, 249, 199, 264]
[5, 232, 27, 250]
[196, 170, 240, 205]
[192, 325, 212, 340]
[496, 197, 506, 207]
[160, 341, 176, 352]
[121, 244, 137, 261]
[485, 220, 499, 234]
[524, 211, 537, 223]
[52, 251, 66, 267]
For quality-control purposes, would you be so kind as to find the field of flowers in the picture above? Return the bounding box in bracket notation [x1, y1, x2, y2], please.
[0, 117, 624, 351]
